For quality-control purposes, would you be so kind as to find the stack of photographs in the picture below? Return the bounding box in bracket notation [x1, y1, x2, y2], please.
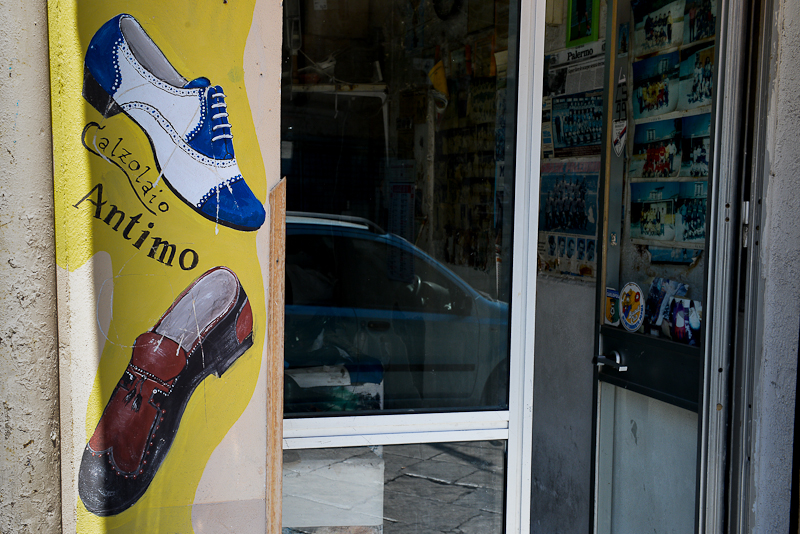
[628, 0, 716, 251]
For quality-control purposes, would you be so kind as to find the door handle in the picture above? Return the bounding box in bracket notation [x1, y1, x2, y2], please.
[596, 351, 627, 372]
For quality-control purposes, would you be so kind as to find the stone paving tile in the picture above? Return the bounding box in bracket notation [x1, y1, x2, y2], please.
[283, 527, 380, 534]
[454, 511, 503, 534]
[402, 458, 478, 484]
[383, 521, 449, 534]
[382, 522, 427, 534]
[451, 487, 504, 514]
[384, 474, 474, 503]
[284, 447, 372, 471]
[385, 443, 443, 460]
[428, 443, 505, 472]
[383, 488, 482, 532]
[454, 468, 505, 490]
[284, 441, 506, 533]
[383, 452, 422, 483]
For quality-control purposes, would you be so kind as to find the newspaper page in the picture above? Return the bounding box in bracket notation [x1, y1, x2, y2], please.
[542, 41, 605, 158]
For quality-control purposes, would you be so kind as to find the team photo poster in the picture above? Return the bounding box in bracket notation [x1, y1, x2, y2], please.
[632, 0, 716, 58]
[629, 112, 710, 179]
[538, 159, 600, 278]
[629, 179, 707, 246]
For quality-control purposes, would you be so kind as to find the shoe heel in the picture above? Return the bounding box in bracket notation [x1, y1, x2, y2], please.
[216, 335, 253, 377]
[83, 67, 122, 118]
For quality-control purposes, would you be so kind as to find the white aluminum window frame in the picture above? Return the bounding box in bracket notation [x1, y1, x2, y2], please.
[281, 0, 546, 531]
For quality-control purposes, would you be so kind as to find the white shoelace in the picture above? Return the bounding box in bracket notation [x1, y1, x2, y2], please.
[210, 90, 233, 142]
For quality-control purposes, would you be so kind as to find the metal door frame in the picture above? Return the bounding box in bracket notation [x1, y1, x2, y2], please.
[280, 0, 548, 531]
[725, 0, 778, 531]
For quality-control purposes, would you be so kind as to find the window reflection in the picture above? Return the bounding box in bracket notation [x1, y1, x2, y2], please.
[284, 215, 509, 412]
[282, 0, 518, 414]
[282, 441, 506, 533]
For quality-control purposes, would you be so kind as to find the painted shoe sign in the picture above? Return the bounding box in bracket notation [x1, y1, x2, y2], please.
[83, 14, 266, 232]
[78, 267, 254, 516]
[48, 2, 281, 532]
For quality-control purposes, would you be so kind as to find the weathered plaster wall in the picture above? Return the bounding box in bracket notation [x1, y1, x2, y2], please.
[0, 1, 62, 532]
[754, 0, 800, 530]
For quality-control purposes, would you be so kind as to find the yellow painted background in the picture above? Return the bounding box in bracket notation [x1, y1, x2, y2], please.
[48, 1, 267, 532]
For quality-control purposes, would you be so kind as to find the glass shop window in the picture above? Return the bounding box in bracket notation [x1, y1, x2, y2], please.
[281, 0, 519, 416]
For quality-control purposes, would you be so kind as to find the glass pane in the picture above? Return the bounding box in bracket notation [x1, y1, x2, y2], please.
[282, 0, 520, 414]
[282, 440, 506, 533]
[600, 0, 719, 345]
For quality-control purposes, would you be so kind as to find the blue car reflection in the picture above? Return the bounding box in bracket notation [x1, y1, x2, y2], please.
[284, 212, 509, 414]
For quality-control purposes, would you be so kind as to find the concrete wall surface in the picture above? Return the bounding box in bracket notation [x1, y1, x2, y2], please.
[0, 1, 62, 532]
[753, 0, 800, 531]
[530, 277, 595, 534]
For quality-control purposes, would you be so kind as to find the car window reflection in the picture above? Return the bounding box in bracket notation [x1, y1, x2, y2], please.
[284, 214, 509, 415]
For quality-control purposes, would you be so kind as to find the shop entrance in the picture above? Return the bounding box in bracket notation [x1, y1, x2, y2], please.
[593, 1, 712, 529]
[534, 0, 751, 530]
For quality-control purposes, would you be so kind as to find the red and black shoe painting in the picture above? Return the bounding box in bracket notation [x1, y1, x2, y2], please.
[78, 266, 254, 516]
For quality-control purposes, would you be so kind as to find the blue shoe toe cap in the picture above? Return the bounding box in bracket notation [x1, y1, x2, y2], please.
[200, 179, 266, 231]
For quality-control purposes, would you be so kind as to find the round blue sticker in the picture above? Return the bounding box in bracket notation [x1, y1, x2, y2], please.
[620, 282, 644, 332]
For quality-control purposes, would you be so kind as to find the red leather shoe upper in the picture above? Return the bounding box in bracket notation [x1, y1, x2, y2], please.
[89, 332, 187, 473]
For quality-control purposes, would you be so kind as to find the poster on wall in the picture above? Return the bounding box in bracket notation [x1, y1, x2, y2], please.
[629, 112, 711, 179]
[678, 43, 715, 110]
[48, 4, 276, 533]
[547, 39, 606, 68]
[629, 117, 682, 178]
[631, 0, 685, 57]
[684, 0, 717, 45]
[649, 246, 702, 264]
[630, 181, 679, 242]
[679, 112, 711, 177]
[540, 233, 598, 278]
[542, 99, 555, 158]
[567, 0, 601, 47]
[551, 90, 604, 157]
[629, 179, 707, 246]
[675, 180, 708, 243]
[632, 51, 681, 120]
[543, 55, 605, 98]
[538, 159, 599, 278]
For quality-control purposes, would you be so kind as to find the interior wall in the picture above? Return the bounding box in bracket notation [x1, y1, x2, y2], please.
[530, 1, 606, 532]
[531, 278, 595, 534]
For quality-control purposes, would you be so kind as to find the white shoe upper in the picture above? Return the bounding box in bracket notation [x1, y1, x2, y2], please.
[108, 18, 243, 207]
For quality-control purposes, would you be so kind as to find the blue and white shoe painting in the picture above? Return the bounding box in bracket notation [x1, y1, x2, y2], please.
[83, 14, 266, 232]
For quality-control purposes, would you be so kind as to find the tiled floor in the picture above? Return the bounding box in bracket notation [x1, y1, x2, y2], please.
[283, 440, 505, 534]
